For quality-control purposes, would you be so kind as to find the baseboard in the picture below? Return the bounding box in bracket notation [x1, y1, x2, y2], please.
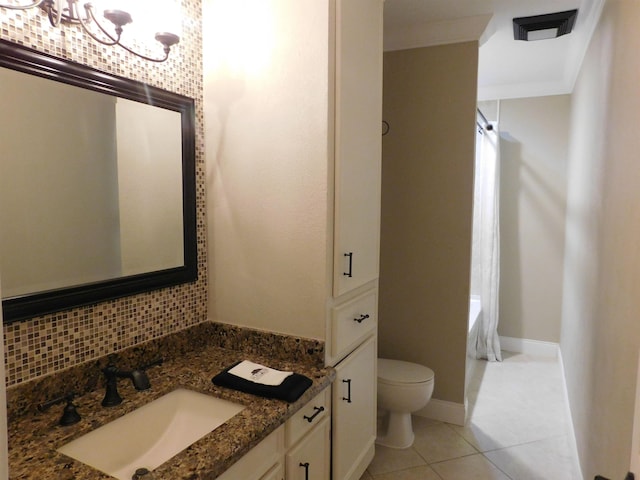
[558, 349, 584, 479]
[415, 398, 466, 426]
[499, 336, 559, 358]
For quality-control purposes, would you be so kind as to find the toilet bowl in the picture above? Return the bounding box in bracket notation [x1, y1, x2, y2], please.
[376, 358, 434, 449]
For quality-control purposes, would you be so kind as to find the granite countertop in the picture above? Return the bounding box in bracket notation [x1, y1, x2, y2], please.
[8, 343, 335, 479]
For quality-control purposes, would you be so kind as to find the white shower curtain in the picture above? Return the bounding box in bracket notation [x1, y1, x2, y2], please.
[473, 120, 502, 362]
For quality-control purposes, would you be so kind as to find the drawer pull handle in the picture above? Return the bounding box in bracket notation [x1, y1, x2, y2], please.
[299, 462, 310, 480]
[354, 314, 370, 323]
[342, 379, 352, 403]
[343, 252, 353, 277]
[303, 405, 325, 423]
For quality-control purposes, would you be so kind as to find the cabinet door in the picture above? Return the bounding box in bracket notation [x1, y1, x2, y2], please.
[261, 462, 284, 480]
[217, 426, 284, 480]
[333, 0, 384, 297]
[285, 417, 330, 480]
[332, 336, 376, 480]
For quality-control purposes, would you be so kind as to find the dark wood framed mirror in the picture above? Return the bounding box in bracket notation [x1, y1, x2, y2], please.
[0, 39, 197, 324]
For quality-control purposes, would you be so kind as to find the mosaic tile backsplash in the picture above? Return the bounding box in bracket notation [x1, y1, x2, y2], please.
[1, 1, 207, 387]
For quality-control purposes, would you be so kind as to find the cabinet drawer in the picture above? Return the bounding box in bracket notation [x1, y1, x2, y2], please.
[285, 389, 331, 448]
[331, 290, 377, 359]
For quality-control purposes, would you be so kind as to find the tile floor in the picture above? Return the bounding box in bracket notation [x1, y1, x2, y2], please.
[360, 351, 582, 480]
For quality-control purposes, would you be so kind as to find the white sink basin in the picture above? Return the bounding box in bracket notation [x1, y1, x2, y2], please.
[58, 388, 245, 480]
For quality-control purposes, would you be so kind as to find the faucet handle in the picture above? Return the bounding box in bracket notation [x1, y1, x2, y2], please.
[140, 358, 163, 371]
[129, 369, 151, 391]
[129, 358, 163, 391]
[102, 364, 123, 407]
[60, 400, 82, 426]
[38, 392, 81, 426]
[102, 363, 117, 375]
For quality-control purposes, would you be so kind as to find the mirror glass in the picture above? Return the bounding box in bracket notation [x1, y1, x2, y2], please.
[0, 40, 197, 323]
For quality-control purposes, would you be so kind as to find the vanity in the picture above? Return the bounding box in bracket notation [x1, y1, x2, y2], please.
[6, 322, 335, 479]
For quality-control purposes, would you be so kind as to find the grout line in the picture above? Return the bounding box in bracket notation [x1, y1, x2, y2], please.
[443, 421, 481, 454]
[482, 452, 516, 480]
[427, 451, 483, 466]
[460, 431, 574, 455]
[430, 465, 446, 480]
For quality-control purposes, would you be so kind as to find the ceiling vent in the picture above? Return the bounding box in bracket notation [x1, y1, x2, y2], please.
[513, 9, 578, 41]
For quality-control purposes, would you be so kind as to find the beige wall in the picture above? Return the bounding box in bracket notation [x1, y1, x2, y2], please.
[561, 0, 640, 477]
[379, 43, 478, 404]
[203, 0, 331, 340]
[497, 95, 570, 342]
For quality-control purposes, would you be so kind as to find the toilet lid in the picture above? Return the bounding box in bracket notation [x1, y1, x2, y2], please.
[378, 358, 434, 384]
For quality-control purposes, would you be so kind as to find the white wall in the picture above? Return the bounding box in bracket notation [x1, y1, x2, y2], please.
[203, 0, 332, 339]
[561, 0, 640, 477]
[497, 95, 571, 343]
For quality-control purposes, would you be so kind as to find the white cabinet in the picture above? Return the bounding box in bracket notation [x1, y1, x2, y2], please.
[332, 336, 377, 480]
[328, 1, 383, 479]
[285, 417, 330, 480]
[218, 390, 331, 480]
[285, 390, 331, 480]
[332, 0, 383, 298]
[217, 425, 284, 480]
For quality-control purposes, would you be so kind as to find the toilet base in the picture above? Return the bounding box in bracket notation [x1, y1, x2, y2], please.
[375, 411, 415, 449]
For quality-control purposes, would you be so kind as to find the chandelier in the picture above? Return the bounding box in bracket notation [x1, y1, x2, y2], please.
[1, 0, 180, 62]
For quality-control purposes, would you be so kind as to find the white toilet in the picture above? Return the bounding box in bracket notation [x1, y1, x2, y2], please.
[376, 358, 435, 449]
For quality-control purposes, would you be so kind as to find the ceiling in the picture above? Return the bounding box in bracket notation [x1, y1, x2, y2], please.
[383, 0, 605, 100]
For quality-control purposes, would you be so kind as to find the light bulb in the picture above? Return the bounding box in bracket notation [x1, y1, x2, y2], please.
[87, 0, 181, 40]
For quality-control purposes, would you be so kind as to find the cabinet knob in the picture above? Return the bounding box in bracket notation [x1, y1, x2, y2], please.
[299, 462, 310, 480]
[354, 314, 370, 323]
[343, 252, 353, 277]
[303, 405, 325, 423]
[342, 378, 352, 403]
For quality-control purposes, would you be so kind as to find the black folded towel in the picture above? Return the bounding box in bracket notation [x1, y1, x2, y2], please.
[212, 361, 313, 403]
